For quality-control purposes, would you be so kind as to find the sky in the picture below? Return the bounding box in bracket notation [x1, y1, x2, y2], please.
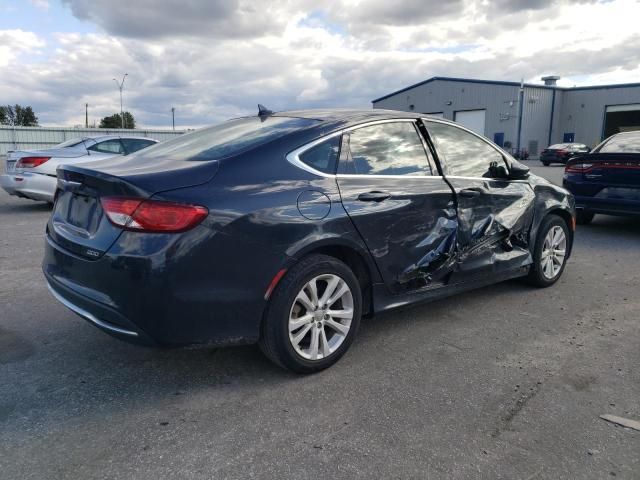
[1, 0, 639, 128]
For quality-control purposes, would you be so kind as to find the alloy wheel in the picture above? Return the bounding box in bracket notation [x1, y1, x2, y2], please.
[540, 225, 567, 280]
[288, 274, 354, 361]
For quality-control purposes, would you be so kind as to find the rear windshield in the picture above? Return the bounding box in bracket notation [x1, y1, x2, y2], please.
[56, 138, 87, 148]
[548, 144, 571, 149]
[594, 132, 640, 153]
[131, 116, 318, 162]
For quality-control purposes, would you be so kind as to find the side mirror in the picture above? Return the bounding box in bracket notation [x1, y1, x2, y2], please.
[508, 162, 530, 180]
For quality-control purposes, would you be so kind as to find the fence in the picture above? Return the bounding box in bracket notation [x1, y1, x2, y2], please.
[0, 126, 187, 155]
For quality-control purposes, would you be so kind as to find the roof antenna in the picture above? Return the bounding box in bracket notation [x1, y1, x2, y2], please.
[258, 104, 274, 117]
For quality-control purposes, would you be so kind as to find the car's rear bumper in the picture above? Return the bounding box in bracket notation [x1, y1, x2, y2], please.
[45, 274, 155, 345]
[0, 172, 56, 202]
[42, 229, 278, 347]
[574, 196, 640, 217]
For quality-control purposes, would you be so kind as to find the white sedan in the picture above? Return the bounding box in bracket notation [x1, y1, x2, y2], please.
[1, 135, 158, 203]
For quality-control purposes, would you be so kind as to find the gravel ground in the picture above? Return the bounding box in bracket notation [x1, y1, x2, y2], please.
[0, 162, 638, 479]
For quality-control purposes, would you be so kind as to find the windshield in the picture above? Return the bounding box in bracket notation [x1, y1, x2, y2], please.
[131, 116, 319, 162]
[594, 132, 640, 153]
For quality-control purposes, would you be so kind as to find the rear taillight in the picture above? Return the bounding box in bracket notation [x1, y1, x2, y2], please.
[101, 197, 208, 233]
[16, 156, 50, 168]
[557, 149, 568, 155]
[565, 162, 593, 173]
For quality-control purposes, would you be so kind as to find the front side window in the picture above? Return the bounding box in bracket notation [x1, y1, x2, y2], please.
[89, 139, 124, 154]
[299, 136, 341, 174]
[340, 122, 431, 176]
[426, 121, 505, 177]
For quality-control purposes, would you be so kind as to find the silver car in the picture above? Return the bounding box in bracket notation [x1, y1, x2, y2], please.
[1, 135, 158, 203]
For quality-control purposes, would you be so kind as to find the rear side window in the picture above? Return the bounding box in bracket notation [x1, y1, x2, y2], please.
[299, 136, 341, 174]
[340, 122, 431, 176]
[131, 116, 318, 162]
[122, 138, 156, 154]
[426, 121, 505, 177]
[88, 139, 125, 154]
[595, 133, 640, 153]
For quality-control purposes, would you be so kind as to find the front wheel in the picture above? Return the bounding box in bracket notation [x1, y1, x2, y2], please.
[259, 254, 362, 373]
[526, 215, 570, 287]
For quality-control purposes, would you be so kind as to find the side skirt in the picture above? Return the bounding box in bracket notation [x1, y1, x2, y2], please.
[372, 266, 530, 314]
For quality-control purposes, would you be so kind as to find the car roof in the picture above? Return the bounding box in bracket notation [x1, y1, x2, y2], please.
[270, 108, 448, 130]
[76, 135, 158, 142]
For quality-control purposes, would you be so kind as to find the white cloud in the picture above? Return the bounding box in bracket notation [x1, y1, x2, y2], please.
[1, 0, 639, 127]
[29, 0, 49, 10]
[0, 30, 45, 67]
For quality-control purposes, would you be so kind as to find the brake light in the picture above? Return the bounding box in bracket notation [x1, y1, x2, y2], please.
[101, 197, 208, 232]
[556, 149, 568, 155]
[565, 162, 593, 173]
[16, 156, 50, 168]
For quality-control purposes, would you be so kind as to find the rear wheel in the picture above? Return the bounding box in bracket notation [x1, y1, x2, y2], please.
[526, 215, 570, 287]
[542, 161, 550, 166]
[576, 210, 595, 225]
[259, 254, 362, 373]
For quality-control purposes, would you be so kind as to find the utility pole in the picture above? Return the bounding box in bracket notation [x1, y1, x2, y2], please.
[516, 78, 524, 157]
[112, 73, 128, 129]
[85, 103, 88, 128]
[171, 107, 175, 131]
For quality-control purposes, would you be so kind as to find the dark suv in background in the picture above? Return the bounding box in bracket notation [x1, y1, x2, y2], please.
[564, 130, 640, 224]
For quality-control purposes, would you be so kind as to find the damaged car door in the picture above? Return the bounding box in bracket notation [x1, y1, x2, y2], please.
[336, 120, 458, 293]
[423, 119, 535, 281]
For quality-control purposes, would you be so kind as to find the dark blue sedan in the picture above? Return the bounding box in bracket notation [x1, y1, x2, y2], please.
[564, 130, 640, 224]
[43, 109, 575, 372]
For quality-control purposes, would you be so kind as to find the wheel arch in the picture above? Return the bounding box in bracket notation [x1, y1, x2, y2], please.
[538, 207, 575, 258]
[287, 237, 380, 317]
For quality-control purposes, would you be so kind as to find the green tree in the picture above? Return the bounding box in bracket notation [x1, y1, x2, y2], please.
[0, 104, 39, 126]
[99, 111, 136, 129]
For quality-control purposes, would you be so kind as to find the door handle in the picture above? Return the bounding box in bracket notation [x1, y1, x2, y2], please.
[358, 191, 391, 202]
[459, 188, 483, 198]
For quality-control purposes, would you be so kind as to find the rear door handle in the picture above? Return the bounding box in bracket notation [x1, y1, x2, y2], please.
[358, 191, 391, 202]
[459, 188, 483, 198]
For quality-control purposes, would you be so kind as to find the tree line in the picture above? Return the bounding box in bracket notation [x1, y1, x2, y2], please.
[0, 104, 137, 129]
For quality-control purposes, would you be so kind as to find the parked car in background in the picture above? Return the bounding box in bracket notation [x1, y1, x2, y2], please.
[540, 143, 590, 166]
[1, 135, 158, 203]
[44, 109, 575, 373]
[564, 130, 640, 224]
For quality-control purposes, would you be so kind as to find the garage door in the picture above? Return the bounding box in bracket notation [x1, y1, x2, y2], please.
[604, 104, 640, 138]
[454, 110, 486, 136]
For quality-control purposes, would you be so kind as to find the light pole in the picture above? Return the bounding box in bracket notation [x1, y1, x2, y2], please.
[171, 107, 175, 131]
[112, 73, 128, 129]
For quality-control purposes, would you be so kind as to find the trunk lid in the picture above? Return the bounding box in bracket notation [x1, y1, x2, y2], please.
[578, 153, 640, 186]
[48, 158, 219, 259]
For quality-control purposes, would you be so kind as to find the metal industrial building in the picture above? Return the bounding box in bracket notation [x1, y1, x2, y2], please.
[372, 76, 640, 158]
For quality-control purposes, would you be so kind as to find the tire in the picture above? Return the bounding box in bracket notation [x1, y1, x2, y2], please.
[576, 210, 595, 225]
[259, 254, 362, 373]
[542, 161, 550, 166]
[526, 215, 570, 288]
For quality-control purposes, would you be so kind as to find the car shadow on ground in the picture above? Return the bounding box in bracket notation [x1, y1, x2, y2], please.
[6, 277, 533, 422]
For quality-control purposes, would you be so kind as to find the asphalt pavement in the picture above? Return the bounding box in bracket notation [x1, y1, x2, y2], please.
[1, 161, 638, 479]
